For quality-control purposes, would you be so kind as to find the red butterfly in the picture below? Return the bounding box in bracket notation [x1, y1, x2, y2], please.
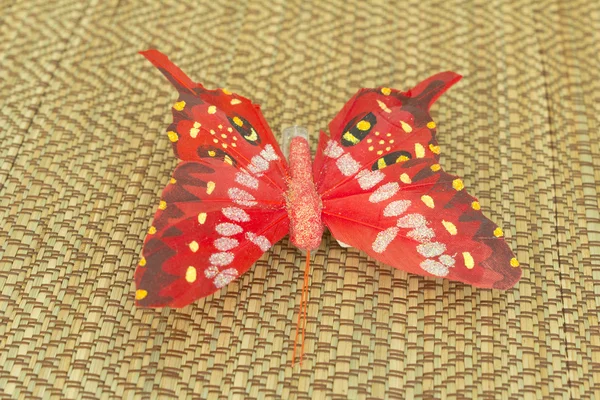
[135, 49, 521, 362]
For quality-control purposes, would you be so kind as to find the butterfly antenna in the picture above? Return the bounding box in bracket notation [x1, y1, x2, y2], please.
[292, 250, 311, 367]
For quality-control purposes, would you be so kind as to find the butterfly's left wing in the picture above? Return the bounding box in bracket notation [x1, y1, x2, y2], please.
[315, 73, 521, 289]
[135, 50, 290, 307]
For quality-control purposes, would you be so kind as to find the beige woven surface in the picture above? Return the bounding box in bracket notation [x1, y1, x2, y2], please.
[1, 0, 599, 399]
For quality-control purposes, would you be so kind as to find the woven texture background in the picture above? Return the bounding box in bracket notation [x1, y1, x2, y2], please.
[1, 0, 599, 399]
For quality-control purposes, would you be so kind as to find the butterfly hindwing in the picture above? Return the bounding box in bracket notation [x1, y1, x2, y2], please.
[316, 73, 521, 289]
[136, 51, 290, 307]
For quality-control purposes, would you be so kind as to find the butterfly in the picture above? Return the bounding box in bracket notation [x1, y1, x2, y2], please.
[134, 49, 521, 362]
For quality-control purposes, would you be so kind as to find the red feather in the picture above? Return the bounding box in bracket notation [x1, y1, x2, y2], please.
[315, 75, 521, 289]
[135, 51, 289, 307]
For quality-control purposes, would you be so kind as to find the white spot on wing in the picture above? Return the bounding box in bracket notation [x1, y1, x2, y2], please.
[235, 171, 259, 190]
[222, 207, 250, 222]
[369, 182, 399, 203]
[260, 144, 279, 161]
[246, 232, 271, 251]
[214, 268, 238, 288]
[214, 237, 239, 251]
[356, 170, 385, 190]
[228, 188, 257, 206]
[324, 140, 344, 159]
[383, 200, 411, 217]
[215, 222, 243, 236]
[248, 154, 269, 174]
[417, 242, 446, 258]
[209, 252, 235, 266]
[407, 226, 436, 242]
[204, 265, 219, 278]
[439, 254, 455, 267]
[420, 259, 449, 277]
[372, 227, 399, 253]
[336, 153, 360, 176]
[397, 214, 427, 228]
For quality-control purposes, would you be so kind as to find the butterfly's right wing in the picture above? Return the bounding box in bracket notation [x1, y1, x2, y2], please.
[315, 73, 521, 290]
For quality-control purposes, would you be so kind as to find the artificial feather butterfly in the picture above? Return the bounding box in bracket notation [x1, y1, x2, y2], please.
[135, 49, 521, 362]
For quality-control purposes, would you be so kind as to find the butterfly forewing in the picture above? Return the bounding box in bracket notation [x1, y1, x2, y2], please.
[316, 73, 521, 289]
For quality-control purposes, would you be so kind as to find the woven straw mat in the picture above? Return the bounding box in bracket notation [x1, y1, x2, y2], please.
[1, 0, 599, 399]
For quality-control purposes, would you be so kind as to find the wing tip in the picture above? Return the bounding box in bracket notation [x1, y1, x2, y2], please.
[139, 48, 197, 94]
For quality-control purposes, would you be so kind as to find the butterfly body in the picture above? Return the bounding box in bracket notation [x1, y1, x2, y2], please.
[286, 135, 323, 251]
[135, 50, 521, 308]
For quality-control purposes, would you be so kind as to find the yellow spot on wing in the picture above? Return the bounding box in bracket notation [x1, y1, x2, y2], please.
[377, 158, 387, 169]
[494, 227, 504, 237]
[442, 220, 457, 235]
[173, 101, 185, 111]
[472, 201, 481, 210]
[224, 155, 233, 165]
[415, 143, 425, 158]
[463, 252, 474, 269]
[231, 99, 242, 105]
[343, 131, 360, 144]
[377, 99, 391, 113]
[429, 144, 441, 154]
[357, 120, 371, 131]
[170, 178, 177, 184]
[148, 226, 156, 235]
[167, 131, 178, 142]
[397, 155, 409, 162]
[452, 179, 464, 191]
[206, 181, 216, 194]
[158, 201, 167, 210]
[510, 258, 520, 267]
[400, 173, 411, 184]
[186, 266, 197, 283]
[427, 121, 436, 129]
[400, 121, 412, 133]
[246, 129, 258, 141]
[208, 150, 216, 157]
[421, 195, 435, 208]
[431, 164, 441, 172]
[198, 212, 207, 224]
[381, 87, 391, 95]
[135, 289, 148, 300]
[208, 105, 217, 114]
[139, 257, 146, 267]
[189, 241, 199, 252]
[233, 116, 243, 126]
[222, 88, 232, 95]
